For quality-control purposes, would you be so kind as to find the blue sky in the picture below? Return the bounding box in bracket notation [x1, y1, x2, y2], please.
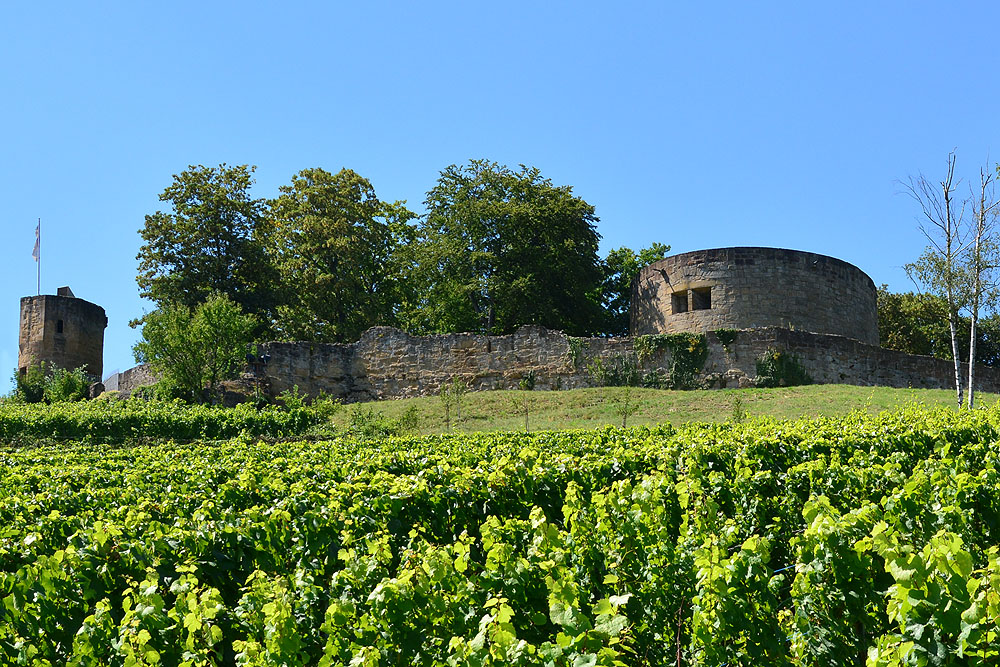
[2, 1, 999, 379]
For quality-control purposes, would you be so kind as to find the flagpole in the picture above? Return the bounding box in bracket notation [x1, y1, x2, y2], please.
[37, 218, 40, 296]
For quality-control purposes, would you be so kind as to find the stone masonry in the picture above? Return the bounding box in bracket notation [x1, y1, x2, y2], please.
[18, 289, 107, 379]
[235, 325, 1000, 402]
[108, 247, 997, 402]
[631, 247, 880, 345]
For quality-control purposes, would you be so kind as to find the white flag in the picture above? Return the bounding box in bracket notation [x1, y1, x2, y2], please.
[32, 223, 39, 261]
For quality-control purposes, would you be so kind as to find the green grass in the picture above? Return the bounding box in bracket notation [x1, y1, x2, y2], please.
[341, 384, 1000, 435]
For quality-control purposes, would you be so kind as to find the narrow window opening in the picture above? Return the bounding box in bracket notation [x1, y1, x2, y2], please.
[56, 319, 64, 334]
[671, 291, 689, 314]
[691, 287, 712, 310]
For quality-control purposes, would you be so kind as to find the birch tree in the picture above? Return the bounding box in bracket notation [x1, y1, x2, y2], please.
[965, 164, 1000, 408]
[903, 153, 968, 408]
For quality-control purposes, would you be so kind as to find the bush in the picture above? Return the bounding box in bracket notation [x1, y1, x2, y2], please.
[12, 364, 47, 403]
[347, 405, 419, 439]
[754, 348, 812, 388]
[44, 367, 89, 403]
[587, 353, 641, 387]
[10, 363, 89, 404]
[277, 385, 307, 410]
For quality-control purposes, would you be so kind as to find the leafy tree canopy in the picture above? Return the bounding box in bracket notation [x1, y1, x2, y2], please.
[599, 243, 671, 336]
[133, 294, 257, 402]
[877, 286, 1000, 366]
[267, 168, 416, 343]
[403, 160, 604, 336]
[136, 164, 277, 330]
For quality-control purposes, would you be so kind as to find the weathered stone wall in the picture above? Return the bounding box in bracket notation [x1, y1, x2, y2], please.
[260, 326, 633, 401]
[105, 364, 157, 394]
[18, 295, 107, 379]
[253, 325, 1000, 401]
[700, 328, 1000, 392]
[631, 247, 880, 346]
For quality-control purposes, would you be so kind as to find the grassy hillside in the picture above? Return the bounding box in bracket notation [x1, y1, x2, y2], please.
[351, 384, 999, 435]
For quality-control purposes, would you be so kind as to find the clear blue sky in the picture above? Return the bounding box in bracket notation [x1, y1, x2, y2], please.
[2, 1, 999, 380]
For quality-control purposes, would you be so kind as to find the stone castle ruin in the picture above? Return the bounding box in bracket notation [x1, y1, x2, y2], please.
[28, 248, 1000, 400]
[18, 286, 107, 379]
[631, 247, 880, 345]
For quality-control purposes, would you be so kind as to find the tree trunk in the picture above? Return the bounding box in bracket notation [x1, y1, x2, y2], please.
[968, 309, 978, 409]
[948, 306, 963, 409]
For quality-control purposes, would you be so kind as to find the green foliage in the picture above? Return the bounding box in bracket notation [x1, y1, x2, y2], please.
[634, 333, 708, 389]
[346, 404, 419, 439]
[714, 328, 739, 348]
[133, 293, 257, 403]
[567, 336, 588, 368]
[5, 406, 1000, 662]
[587, 353, 641, 387]
[505, 374, 538, 432]
[754, 348, 812, 388]
[0, 398, 318, 443]
[9, 362, 89, 404]
[878, 285, 1000, 366]
[402, 160, 604, 336]
[277, 385, 307, 411]
[598, 242, 670, 336]
[439, 377, 469, 431]
[519, 370, 536, 391]
[43, 366, 89, 403]
[729, 394, 748, 424]
[267, 167, 416, 343]
[136, 164, 277, 330]
[610, 384, 641, 428]
[11, 362, 47, 403]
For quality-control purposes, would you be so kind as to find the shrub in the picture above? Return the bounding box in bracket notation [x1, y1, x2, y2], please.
[754, 348, 812, 388]
[347, 405, 419, 439]
[43, 366, 89, 403]
[9, 363, 90, 404]
[277, 385, 307, 411]
[11, 363, 47, 403]
[587, 353, 641, 387]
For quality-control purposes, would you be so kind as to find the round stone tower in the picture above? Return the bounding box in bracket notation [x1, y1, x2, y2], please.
[18, 286, 108, 379]
[631, 247, 879, 345]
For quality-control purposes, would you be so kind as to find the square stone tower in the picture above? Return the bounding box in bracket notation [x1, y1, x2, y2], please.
[18, 286, 108, 379]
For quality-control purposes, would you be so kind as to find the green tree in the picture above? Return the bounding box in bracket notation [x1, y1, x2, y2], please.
[877, 286, 953, 358]
[267, 168, 415, 342]
[136, 164, 277, 330]
[403, 160, 603, 335]
[133, 294, 257, 402]
[877, 285, 1000, 367]
[599, 242, 670, 336]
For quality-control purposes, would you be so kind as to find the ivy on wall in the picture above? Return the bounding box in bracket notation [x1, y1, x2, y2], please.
[633, 333, 708, 389]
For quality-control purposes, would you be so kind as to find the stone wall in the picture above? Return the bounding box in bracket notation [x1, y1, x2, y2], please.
[700, 327, 1000, 392]
[632, 247, 880, 346]
[105, 363, 157, 395]
[18, 294, 108, 379]
[259, 326, 632, 401]
[252, 325, 1000, 401]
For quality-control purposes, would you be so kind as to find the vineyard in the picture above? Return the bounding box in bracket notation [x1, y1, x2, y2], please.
[1, 403, 999, 665]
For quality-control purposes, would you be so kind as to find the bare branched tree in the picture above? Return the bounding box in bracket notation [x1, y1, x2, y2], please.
[903, 152, 968, 408]
[966, 163, 1000, 408]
